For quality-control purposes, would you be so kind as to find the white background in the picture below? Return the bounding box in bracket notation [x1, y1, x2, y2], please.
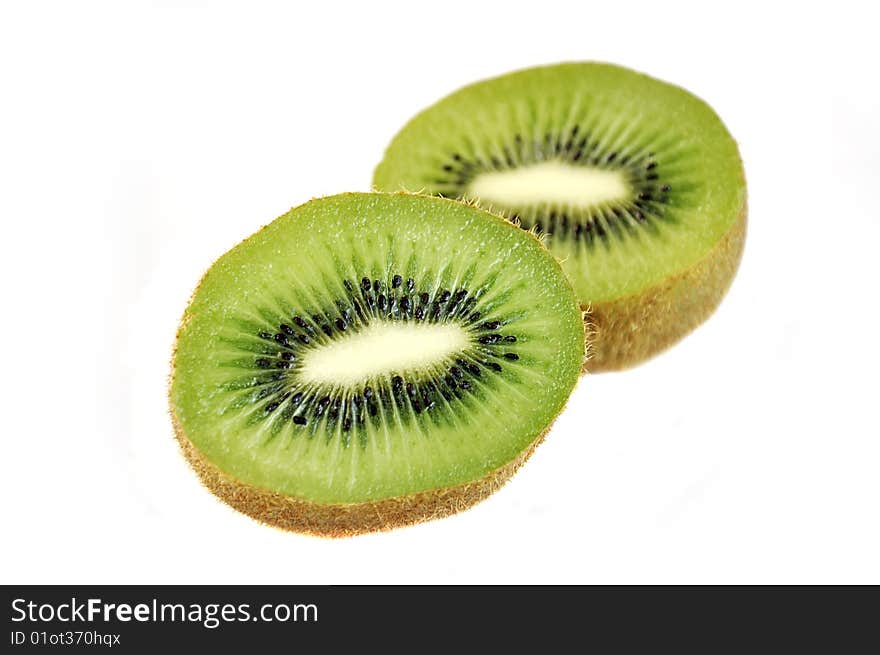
[1, 1, 877, 584]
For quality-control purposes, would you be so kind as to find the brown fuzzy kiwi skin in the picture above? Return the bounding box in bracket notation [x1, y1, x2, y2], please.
[168, 192, 585, 538]
[171, 414, 551, 538]
[584, 204, 747, 373]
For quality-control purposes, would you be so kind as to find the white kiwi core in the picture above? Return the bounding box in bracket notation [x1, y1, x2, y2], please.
[466, 160, 629, 209]
[298, 321, 470, 387]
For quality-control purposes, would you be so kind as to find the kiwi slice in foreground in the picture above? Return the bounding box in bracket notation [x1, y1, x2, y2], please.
[170, 192, 584, 536]
[374, 62, 747, 371]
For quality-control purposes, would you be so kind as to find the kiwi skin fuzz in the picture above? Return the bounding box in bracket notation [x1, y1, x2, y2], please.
[172, 414, 549, 538]
[585, 204, 747, 372]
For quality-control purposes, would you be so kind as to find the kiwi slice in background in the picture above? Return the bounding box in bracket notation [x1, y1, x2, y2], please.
[373, 62, 746, 372]
[170, 192, 584, 537]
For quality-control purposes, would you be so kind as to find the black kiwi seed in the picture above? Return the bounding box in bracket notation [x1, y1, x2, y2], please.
[406, 278, 415, 293]
[392, 274, 402, 288]
[335, 318, 347, 331]
[280, 323, 294, 335]
[298, 334, 310, 345]
[274, 333, 289, 346]
[361, 277, 371, 291]
[378, 294, 387, 311]
[503, 335, 517, 343]
[503, 353, 520, 361]
[293, 416, 307, 425]
[479, 334, 502, 344]
[294, 316, 308, 329]
[439, 289, 451, 302]
[420, 292, 429, 304]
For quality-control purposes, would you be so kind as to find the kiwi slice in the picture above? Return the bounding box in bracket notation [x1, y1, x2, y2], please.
[373, 62, 747, 371]
[170, 192, 584, 536]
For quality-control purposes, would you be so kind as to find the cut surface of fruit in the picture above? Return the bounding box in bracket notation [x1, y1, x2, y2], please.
[169, 193, 584, 534]
[374, 63, 747, 370]
[467, 161, 630, 210]
[298, 322, 470, 386]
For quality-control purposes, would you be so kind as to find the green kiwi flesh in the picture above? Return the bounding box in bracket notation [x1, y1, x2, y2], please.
[373, 62, 747, 371]
[170, 192, 584, 535]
